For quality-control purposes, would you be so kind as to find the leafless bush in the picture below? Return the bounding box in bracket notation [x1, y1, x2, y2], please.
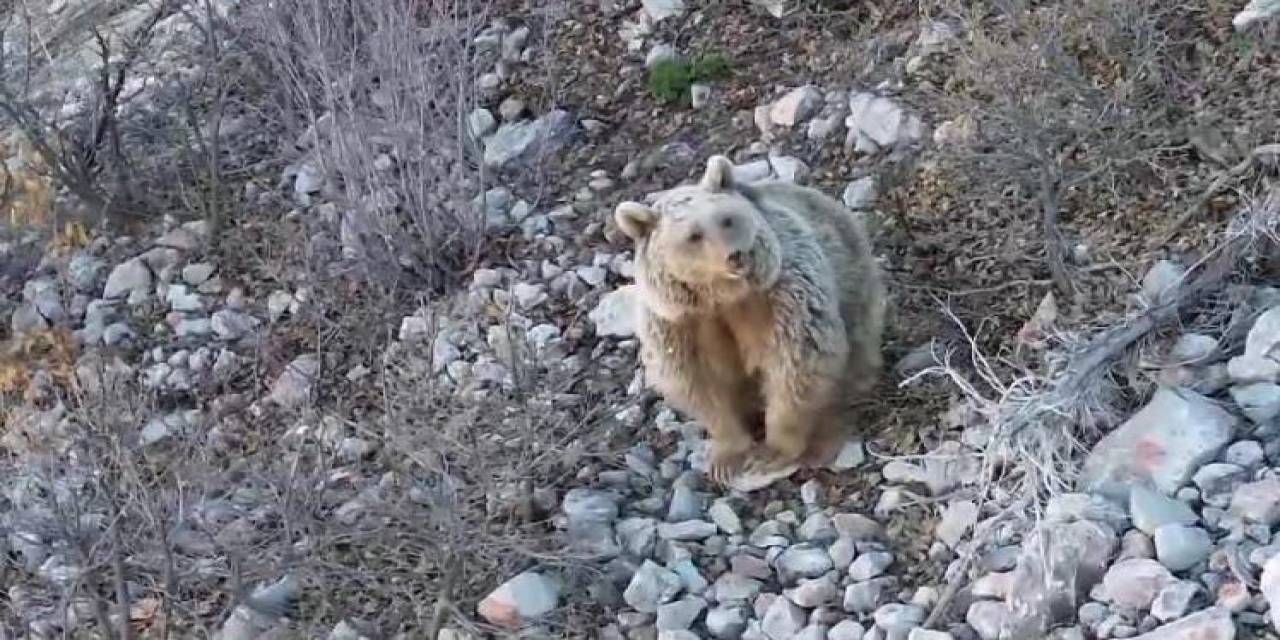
[243, 0, 493, 294]
[0, 0, 174, 226]
[929, 0, 1187, 295]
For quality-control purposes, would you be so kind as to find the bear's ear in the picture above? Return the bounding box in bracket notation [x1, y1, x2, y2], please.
[699, 155, 736, 192]
[615, 201, 658, 241]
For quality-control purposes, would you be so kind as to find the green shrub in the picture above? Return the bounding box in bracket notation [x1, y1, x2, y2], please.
[647, 51, 734, 104]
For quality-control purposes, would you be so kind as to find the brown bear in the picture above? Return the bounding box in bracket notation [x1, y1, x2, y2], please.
[614, 155, 886, 484]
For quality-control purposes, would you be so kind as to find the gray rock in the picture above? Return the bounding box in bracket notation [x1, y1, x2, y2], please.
[1130, 484, 1199, 534]
[848, 551, 894, 581]
[749, 520, 792, 547]
[709, 499, 743, 535]
[832, 513, 883, 540]
[841, 177, 877, 210]
[1228, 476, 1280, 525]
[965, 601, 1010, 640]
[1150, 580, 1199, 622]
[477, 571, 560, 627]
[875, 603, 926, 635]
[1079, 388, 1237, 498]
[466, 108, 497, 138]
[705, 605, 748, 639]
[590, 285, 639, 337]
[770, 86, 823, 127]
[825, 439, 866, 471]
[483, 110, 575, 168]
[513, 282, 547, 310]
[670, 559, 707, 595]
[828, 537, 857, 569]
[657, 520, 717, 541]
[711, 573, 763, 603]
[617, 518, 657, 557]
[1193, 463, 1247, 505]
[1120, 530, 1156, 560]
[1101, 559, 1174, 609]
[212, 309, 259, 341]
[645, 43, 679, 68]
[843, 578, 895, 613]
[797, 512, 838, 544]
[102, 258, 152, 299]
[625, 560, 684, 613]
[182, 262, 216, 286]
[1152, 524, 1211, 572]
[102, 322, 135, 346]
[936, 500, 978, 549]
[563, 488, 621, 555]
[68, 254, 106, 292]
[690, 84, 712, 110]
[1229, 382, 1280, 423]
[1169, 333, 1219, 364]
[760, 596, 806, 640]
[829, 620, 866, 640]
[1224, 440, 1265, 468]
[775, 544, 834, 585]
[1128, 606, 1234, 639]
[1004, 520, 1116, 638]
[1045, 493, 1128, 529]
[1140, 260, 1186, 306]
[667, 484, 703, 522]
[656, 596, 705, 631]
[268, 354, 320, 409]
[784, 574, 838, 608]
[10, 303, 47, 334]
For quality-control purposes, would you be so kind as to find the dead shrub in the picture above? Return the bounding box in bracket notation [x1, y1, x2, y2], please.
[242, 0, 494, 295]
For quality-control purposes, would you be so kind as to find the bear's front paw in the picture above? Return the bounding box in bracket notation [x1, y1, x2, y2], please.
[707, 440, 751, 486]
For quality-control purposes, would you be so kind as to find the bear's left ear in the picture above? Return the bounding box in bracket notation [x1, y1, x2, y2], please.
[699, 155, 736, 192]
[615, 201, 658, 241]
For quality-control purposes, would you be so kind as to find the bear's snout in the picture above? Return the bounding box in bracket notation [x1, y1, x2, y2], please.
[726, 250, 747, 271]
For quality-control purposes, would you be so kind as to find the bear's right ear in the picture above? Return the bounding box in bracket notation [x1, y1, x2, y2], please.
[699, 155, 736, 192]
[615, 201, 658, 241]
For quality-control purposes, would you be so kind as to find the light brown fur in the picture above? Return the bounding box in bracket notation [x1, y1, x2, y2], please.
[616, 155, 886, 483]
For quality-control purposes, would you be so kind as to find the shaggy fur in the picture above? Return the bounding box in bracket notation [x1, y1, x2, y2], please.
[615, 155, 886, 482]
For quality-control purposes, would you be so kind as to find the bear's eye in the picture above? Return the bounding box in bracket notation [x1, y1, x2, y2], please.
[720, 217, 734, 229]
[687, 231, 703, 244]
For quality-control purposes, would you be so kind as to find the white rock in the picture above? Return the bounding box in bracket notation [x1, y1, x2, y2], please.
[749, 0, 788, 18]
[483, 110, 575, 168]
[690, 84, 711, 109]
[466, 108, 497, 139]
[841, 177, 877, 210]
[875, 603, 926, 635]
[848, 551, 893, 581]
[1101, 558, 1174, 609]
[935, 500, 978, 549]
[769, 86, 823, 127]
[590, 286, 639, 337]
[965, 601, 1010, 640]
[1150, 580, 1199, 622]
[709, 499, 743, 535]
[908, 631, 954, 640]
[642, 0, 685, 22]
[705, 605, 748, 639]
[477, 571, 560, 628]
[1234, 0, 1280, 29]
[775, 544, 833, 585]
[759, 596, 806, 640]
[1262, 553, 1280, 632]
[646, 43, 678, 68]
[1229, 476, 1280, 526]
[784, 574, 837, 608]
[826, 439, 866, 470]
[1129, 484, 1199, 534]
[845, 92, 924, 153]
[103, 258, 152, 299]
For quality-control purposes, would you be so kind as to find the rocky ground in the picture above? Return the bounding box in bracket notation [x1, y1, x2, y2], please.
[3, 0, 1280, 639]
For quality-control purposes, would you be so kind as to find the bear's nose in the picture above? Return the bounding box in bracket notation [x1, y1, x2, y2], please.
[726, 250, 745, 269]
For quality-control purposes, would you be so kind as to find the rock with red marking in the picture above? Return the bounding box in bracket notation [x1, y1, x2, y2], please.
[477, 571, 561, 628]
[1079, 388, 1237, 499]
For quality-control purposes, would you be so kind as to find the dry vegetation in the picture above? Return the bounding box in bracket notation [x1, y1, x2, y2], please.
[1, 0, 1278, 637]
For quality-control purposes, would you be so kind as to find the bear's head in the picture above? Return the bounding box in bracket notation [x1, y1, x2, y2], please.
[614, 155, 781, 315]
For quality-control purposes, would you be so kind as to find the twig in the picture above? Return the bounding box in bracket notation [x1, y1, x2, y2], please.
[1157, 144, 1278, 245]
